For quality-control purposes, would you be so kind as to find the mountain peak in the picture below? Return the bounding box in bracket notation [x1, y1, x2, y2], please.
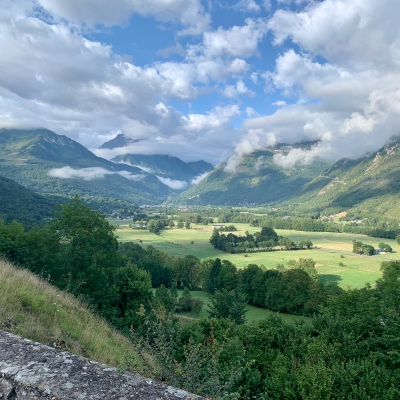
[384, 134, 400, 149]
[99, 134, 142, 149]
[268, 140, 320, 152]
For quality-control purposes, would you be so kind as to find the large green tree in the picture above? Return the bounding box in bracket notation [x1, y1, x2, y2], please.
[113, 262, 153, 330]
[205, 258, 222, 294]
[46, 196, 119, 309]
[173, 255, 202, 289]
[207, 289, 247, 325]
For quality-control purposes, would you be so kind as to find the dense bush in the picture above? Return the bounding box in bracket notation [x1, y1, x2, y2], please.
[137, 267, 400, 398]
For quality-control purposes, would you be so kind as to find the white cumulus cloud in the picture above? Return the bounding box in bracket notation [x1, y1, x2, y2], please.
[36, 0, 211, 35]
[227, 0, 400, 169]
[233, 0, 261, 13]
[201, 18, 268, 59]
[223, 80, 255, 98]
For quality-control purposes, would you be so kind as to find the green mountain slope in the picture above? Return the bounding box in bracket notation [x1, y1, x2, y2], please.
[296, 136, 400, 218]
[173, 147, 333, 206]
[112, 154, 214, 181]
[173, 136, 400, 218]
[0, 128, 172, 204]
[0, 175, 58, 227]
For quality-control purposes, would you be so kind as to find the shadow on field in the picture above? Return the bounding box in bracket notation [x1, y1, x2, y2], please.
[319, 274, 342, 285]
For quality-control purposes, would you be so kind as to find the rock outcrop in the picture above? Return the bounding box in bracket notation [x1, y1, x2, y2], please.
[0, 331, 204, 399]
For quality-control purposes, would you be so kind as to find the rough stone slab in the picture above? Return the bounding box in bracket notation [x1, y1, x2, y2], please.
[0, 331, 205, 400]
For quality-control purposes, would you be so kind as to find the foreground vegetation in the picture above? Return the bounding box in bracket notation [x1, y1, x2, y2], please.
[2, 198, 400, 398]
[0, 258, 140, 369]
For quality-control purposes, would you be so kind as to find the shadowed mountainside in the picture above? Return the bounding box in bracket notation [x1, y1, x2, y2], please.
[99, 133, 142, 149]
[0, 175, 58, 227]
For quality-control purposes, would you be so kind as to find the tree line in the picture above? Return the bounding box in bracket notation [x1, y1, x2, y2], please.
[352, 240, 393, 255]
[209, 226, 313, 253]
[174, 208, 400, 240]
[202, 257, 339, 318]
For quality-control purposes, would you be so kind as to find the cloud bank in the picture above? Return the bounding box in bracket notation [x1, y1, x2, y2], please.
[48, 165, 210, 191]
[48, 166, 145, 181]
[2, 0, 400, 172]
[36, 0, 211, 34]
[156, 176, 188, 190]
[228, 0, 400, 169]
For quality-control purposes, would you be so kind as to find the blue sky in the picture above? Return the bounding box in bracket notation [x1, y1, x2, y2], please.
[1, 0, 399, 170]
[90, 3, 274, 123]
[89, 1, 297, 123]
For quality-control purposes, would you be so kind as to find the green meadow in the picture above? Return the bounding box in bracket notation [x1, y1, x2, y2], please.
[112, 220, 400, 289]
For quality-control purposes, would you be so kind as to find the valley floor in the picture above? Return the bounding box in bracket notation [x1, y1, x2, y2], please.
[112, 220, 400, 289]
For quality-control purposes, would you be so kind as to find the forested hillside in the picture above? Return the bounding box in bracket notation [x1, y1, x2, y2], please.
[173, 136, 400, 220]
[0, 175, 57, 228]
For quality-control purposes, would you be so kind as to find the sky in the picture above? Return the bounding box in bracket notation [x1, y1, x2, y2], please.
[1, 0, 400, 169]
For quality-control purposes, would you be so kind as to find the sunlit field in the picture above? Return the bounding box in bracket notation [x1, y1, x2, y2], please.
[111, 220, 400, 288]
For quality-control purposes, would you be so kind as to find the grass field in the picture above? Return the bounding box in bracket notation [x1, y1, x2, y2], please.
[111, 220, 400, 288]
[176, 290, 311, 325]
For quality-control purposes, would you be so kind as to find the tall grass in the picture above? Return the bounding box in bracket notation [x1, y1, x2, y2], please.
[0, 258, 141, 370]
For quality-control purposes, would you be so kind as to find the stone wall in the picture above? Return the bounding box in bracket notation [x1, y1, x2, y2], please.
[0, 331, 204, 399]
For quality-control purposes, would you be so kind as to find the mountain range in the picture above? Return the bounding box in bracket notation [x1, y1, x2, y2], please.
[99, 133, 214, 182]
[0, 128, 214, 207]
[173, 143, 334, 206]
[174, 135, 400, 219]
[0, 128, 171, 205]
[2, 128, 400, 219]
